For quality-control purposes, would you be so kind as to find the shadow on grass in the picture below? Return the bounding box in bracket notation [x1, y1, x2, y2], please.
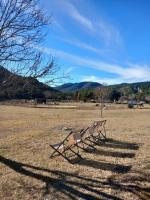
[99, 138, 140, 150]
[0, 155, 121, 200]
[0, 156, 149, 200]
[77, 159, 132, 173]
[93, 149, 135, 158]
[107, 172, 150, 200]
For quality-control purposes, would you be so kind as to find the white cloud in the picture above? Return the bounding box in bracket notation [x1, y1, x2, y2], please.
[74, 40, 100, 53]
[53, 36, 111, 56]
[52, 19, 65, 32]
[41, 0, 124, 51]
[65, 67, 75, 74]
[98, 21, 123, 47]
[60, 1, 123, 48]
[82, 75, 124, 85]
[65, 2, 94, 31]
[31, 44, 150, 84]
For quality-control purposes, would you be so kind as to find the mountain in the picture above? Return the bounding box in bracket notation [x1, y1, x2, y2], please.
[55, 80, 150, 102]
[55, 82, 102, 92]
[1, 66, 150, 101]
[0, 66, 59, 100]
[108, 81, 150, 94]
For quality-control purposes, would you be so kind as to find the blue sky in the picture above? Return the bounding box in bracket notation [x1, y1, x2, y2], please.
[38, 0, 150, 85]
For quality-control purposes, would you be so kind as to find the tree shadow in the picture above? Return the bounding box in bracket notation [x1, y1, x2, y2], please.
[99, 138, 140, 150]
[1, 156, 149, 200]
[0, 156, 122, 200]
[77, 158, 132, 174]
[107, 171, 150, 200]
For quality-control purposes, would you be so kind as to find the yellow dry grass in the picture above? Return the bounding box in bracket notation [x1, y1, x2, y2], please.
[0, 103, 150, 200]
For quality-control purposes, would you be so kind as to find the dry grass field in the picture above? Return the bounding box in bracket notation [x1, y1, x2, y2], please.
[0, 103, 150, 200]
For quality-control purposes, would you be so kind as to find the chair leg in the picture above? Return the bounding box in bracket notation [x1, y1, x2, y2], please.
[70, 148, 83, 159]
[50, 146, 60, 158]
[75, 143, 91, 152]
[103, 126, 107, 138]
[99, 130, 106, 140]
[82, 140, 97, 150]
[87, 137, 99, 145]
[50, 147, 74, 163]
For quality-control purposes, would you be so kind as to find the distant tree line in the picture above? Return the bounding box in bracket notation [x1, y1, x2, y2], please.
[0, 67, 150, 103]
[1, 84, 150, 102]
[59, 82, 150, 103]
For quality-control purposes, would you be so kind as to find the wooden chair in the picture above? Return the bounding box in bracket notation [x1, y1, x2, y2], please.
[80, 120, 107, 146]
[50, 120, 107, 163]
[92, 120, 107, 141]
[50, 131, 83, 163]
[68, 120, 107, 153]
[74, 126, 96, 152]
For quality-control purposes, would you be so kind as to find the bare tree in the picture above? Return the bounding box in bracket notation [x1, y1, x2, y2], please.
[0, 0, 62, 88]
[96, 85, 109, 117]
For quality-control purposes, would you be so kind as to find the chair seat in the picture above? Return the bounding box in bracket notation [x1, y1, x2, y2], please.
[76, 139, 81, 143]
[51, 142, 64, 149]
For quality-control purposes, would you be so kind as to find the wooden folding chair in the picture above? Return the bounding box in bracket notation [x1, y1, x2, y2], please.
[77, 125, 98, 151]
[50, 131, 83, 163]
[92, 120, 107, 141]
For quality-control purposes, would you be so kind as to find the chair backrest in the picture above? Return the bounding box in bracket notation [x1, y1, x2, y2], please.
[94, 120, 106, 134]
[63, 130, 83, 149]
[81, 124, 97, 140]
[64, 133, 77, 148]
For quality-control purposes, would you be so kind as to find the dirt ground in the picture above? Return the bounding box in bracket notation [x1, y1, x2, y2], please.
[0, 103, 150, 200]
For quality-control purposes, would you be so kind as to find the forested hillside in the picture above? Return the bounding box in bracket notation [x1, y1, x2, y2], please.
[0, 66, 59, 100]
